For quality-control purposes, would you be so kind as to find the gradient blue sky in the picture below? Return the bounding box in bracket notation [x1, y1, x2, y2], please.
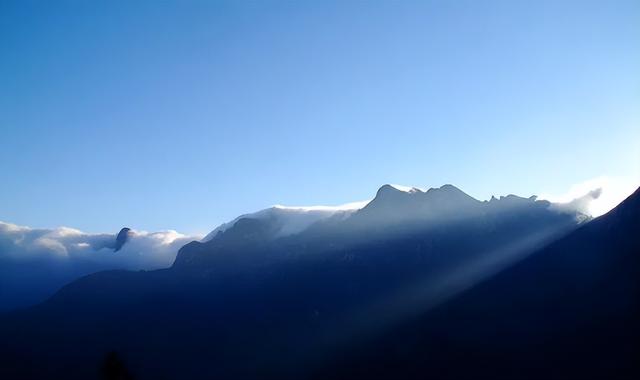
[1, 0, 639, 234]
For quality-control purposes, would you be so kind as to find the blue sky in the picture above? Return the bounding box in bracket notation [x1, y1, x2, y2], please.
[1, 0, 639, 234]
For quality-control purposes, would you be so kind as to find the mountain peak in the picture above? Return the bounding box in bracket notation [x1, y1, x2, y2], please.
[426, 183, 466, 195]
[375, 184, 403, 198]
[376, 184, 423, 197]
[439, 183, 458, 191]
[114, 227, 132, 252]
[353, 183, 484, 229]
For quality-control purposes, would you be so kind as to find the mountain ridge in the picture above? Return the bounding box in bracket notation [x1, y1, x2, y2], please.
[317, 186, 640, 379]
[0, 184, 615, 379]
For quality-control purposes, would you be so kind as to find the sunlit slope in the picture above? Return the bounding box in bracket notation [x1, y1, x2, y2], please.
[321, 187, 640, 379]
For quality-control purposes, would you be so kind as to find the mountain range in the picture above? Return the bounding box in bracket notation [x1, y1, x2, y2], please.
[319, 185, 640, 379]
[0, 184, 637, 379]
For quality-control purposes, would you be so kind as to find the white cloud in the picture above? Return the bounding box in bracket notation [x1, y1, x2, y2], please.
[0, 221, 201, 269]
[203, 201, 371, 242]
[539, 176, 640, 217]
[388, 184, 426, 193]
[272, 199, 370, 212]
[0, 221, 202, 311]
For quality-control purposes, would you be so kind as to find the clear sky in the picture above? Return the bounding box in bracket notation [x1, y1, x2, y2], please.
[1, 0, 639, 234]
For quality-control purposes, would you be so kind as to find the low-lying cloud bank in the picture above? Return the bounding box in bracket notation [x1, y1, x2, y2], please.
[0, 222, 200, 311]
[0, 221, 199, 268]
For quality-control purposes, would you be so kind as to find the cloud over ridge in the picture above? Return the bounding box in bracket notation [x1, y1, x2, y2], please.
[0, 222, 200, 311]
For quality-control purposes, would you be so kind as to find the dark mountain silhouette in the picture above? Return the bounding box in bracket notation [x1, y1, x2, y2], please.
[0, 184, 608, 379]
[317, 186, 640, 379]
[113, 228, 132, 252]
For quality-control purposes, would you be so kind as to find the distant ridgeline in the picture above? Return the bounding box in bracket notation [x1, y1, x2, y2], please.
[1, 184, 638, 380]
[174, 184, 581, 273]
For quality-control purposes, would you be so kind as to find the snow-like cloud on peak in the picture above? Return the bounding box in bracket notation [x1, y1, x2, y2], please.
[203, 200, 371, 242]
[538, 176, 639, 217]
[272, 199, 371, 212]
[389, 184, 426, 193]
[547, 188, 602, 215]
